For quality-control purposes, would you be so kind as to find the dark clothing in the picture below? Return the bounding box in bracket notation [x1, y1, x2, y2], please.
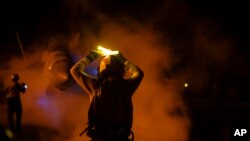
[71, 52, 143, 141]
[6, 82, 25, 131]
[7, 98, 22, 131]
[89, 79, 134, 130]
[87, 125, 134, 141]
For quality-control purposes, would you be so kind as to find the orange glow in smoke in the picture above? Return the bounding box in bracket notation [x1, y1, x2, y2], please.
[1, 21, 190, 141]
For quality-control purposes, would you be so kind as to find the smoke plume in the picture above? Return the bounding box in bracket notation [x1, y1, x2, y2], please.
[1, 0, 240, 141]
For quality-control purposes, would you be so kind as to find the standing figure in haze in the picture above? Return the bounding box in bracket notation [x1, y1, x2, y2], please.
[5, 74, 26, 132]
[70, 48, 144, 141]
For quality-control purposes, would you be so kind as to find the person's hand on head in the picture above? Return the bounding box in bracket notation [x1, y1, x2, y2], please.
[114, 51, 127, 64]
[86, 50, 103, 62]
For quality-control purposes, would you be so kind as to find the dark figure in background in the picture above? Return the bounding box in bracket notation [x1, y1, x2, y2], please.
[5, 74, 26, 132]
[70, 49, 144, 141]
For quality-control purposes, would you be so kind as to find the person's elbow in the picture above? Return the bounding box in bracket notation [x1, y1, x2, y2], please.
[138, 69, 144, 81]
[70, 65, 79, 79]
[131, 68, 144, 82]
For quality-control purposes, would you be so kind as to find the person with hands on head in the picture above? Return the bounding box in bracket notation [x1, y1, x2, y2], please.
[70, 47, 144, 141]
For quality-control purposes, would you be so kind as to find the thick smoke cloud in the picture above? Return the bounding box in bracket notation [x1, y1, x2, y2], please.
[1, 20, 190, 141]
[1, 0, 241, 141]
[1, 51, 90, 141]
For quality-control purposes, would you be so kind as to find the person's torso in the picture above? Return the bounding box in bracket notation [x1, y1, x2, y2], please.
[89, 79, 133, 129]
[6, 83, 22, 99]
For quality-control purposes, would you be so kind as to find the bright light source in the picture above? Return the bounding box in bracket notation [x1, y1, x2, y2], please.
[184, 83, 188, 88]
[97, 46, 119, 56]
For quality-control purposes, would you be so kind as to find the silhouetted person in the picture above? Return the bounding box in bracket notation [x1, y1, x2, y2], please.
[5, 74, 26, 132]
[70, 49, 144, 141]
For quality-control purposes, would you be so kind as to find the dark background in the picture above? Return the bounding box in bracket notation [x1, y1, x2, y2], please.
[1, 0, 250, 140]
[1, 0, 249, 97]
[0, 0, 249, 51]
[0, 0, 249, 73]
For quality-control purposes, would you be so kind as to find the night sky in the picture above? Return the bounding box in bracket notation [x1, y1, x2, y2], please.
[1, 0, 249, 46]
[189, 0, 249, 55]
[0, 0, 249, 72]
[0, 0, 64, 45]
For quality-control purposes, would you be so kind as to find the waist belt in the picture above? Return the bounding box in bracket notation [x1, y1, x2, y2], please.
[80, 125, 134, 141]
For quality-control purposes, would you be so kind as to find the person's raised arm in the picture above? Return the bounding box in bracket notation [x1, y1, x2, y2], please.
[70, 50, 101, 98]
[116, 52, 144, 93]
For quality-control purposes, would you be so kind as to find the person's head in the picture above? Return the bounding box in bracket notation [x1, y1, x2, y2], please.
[98, 55, 125, 80]
[11, 74, 19, 83]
